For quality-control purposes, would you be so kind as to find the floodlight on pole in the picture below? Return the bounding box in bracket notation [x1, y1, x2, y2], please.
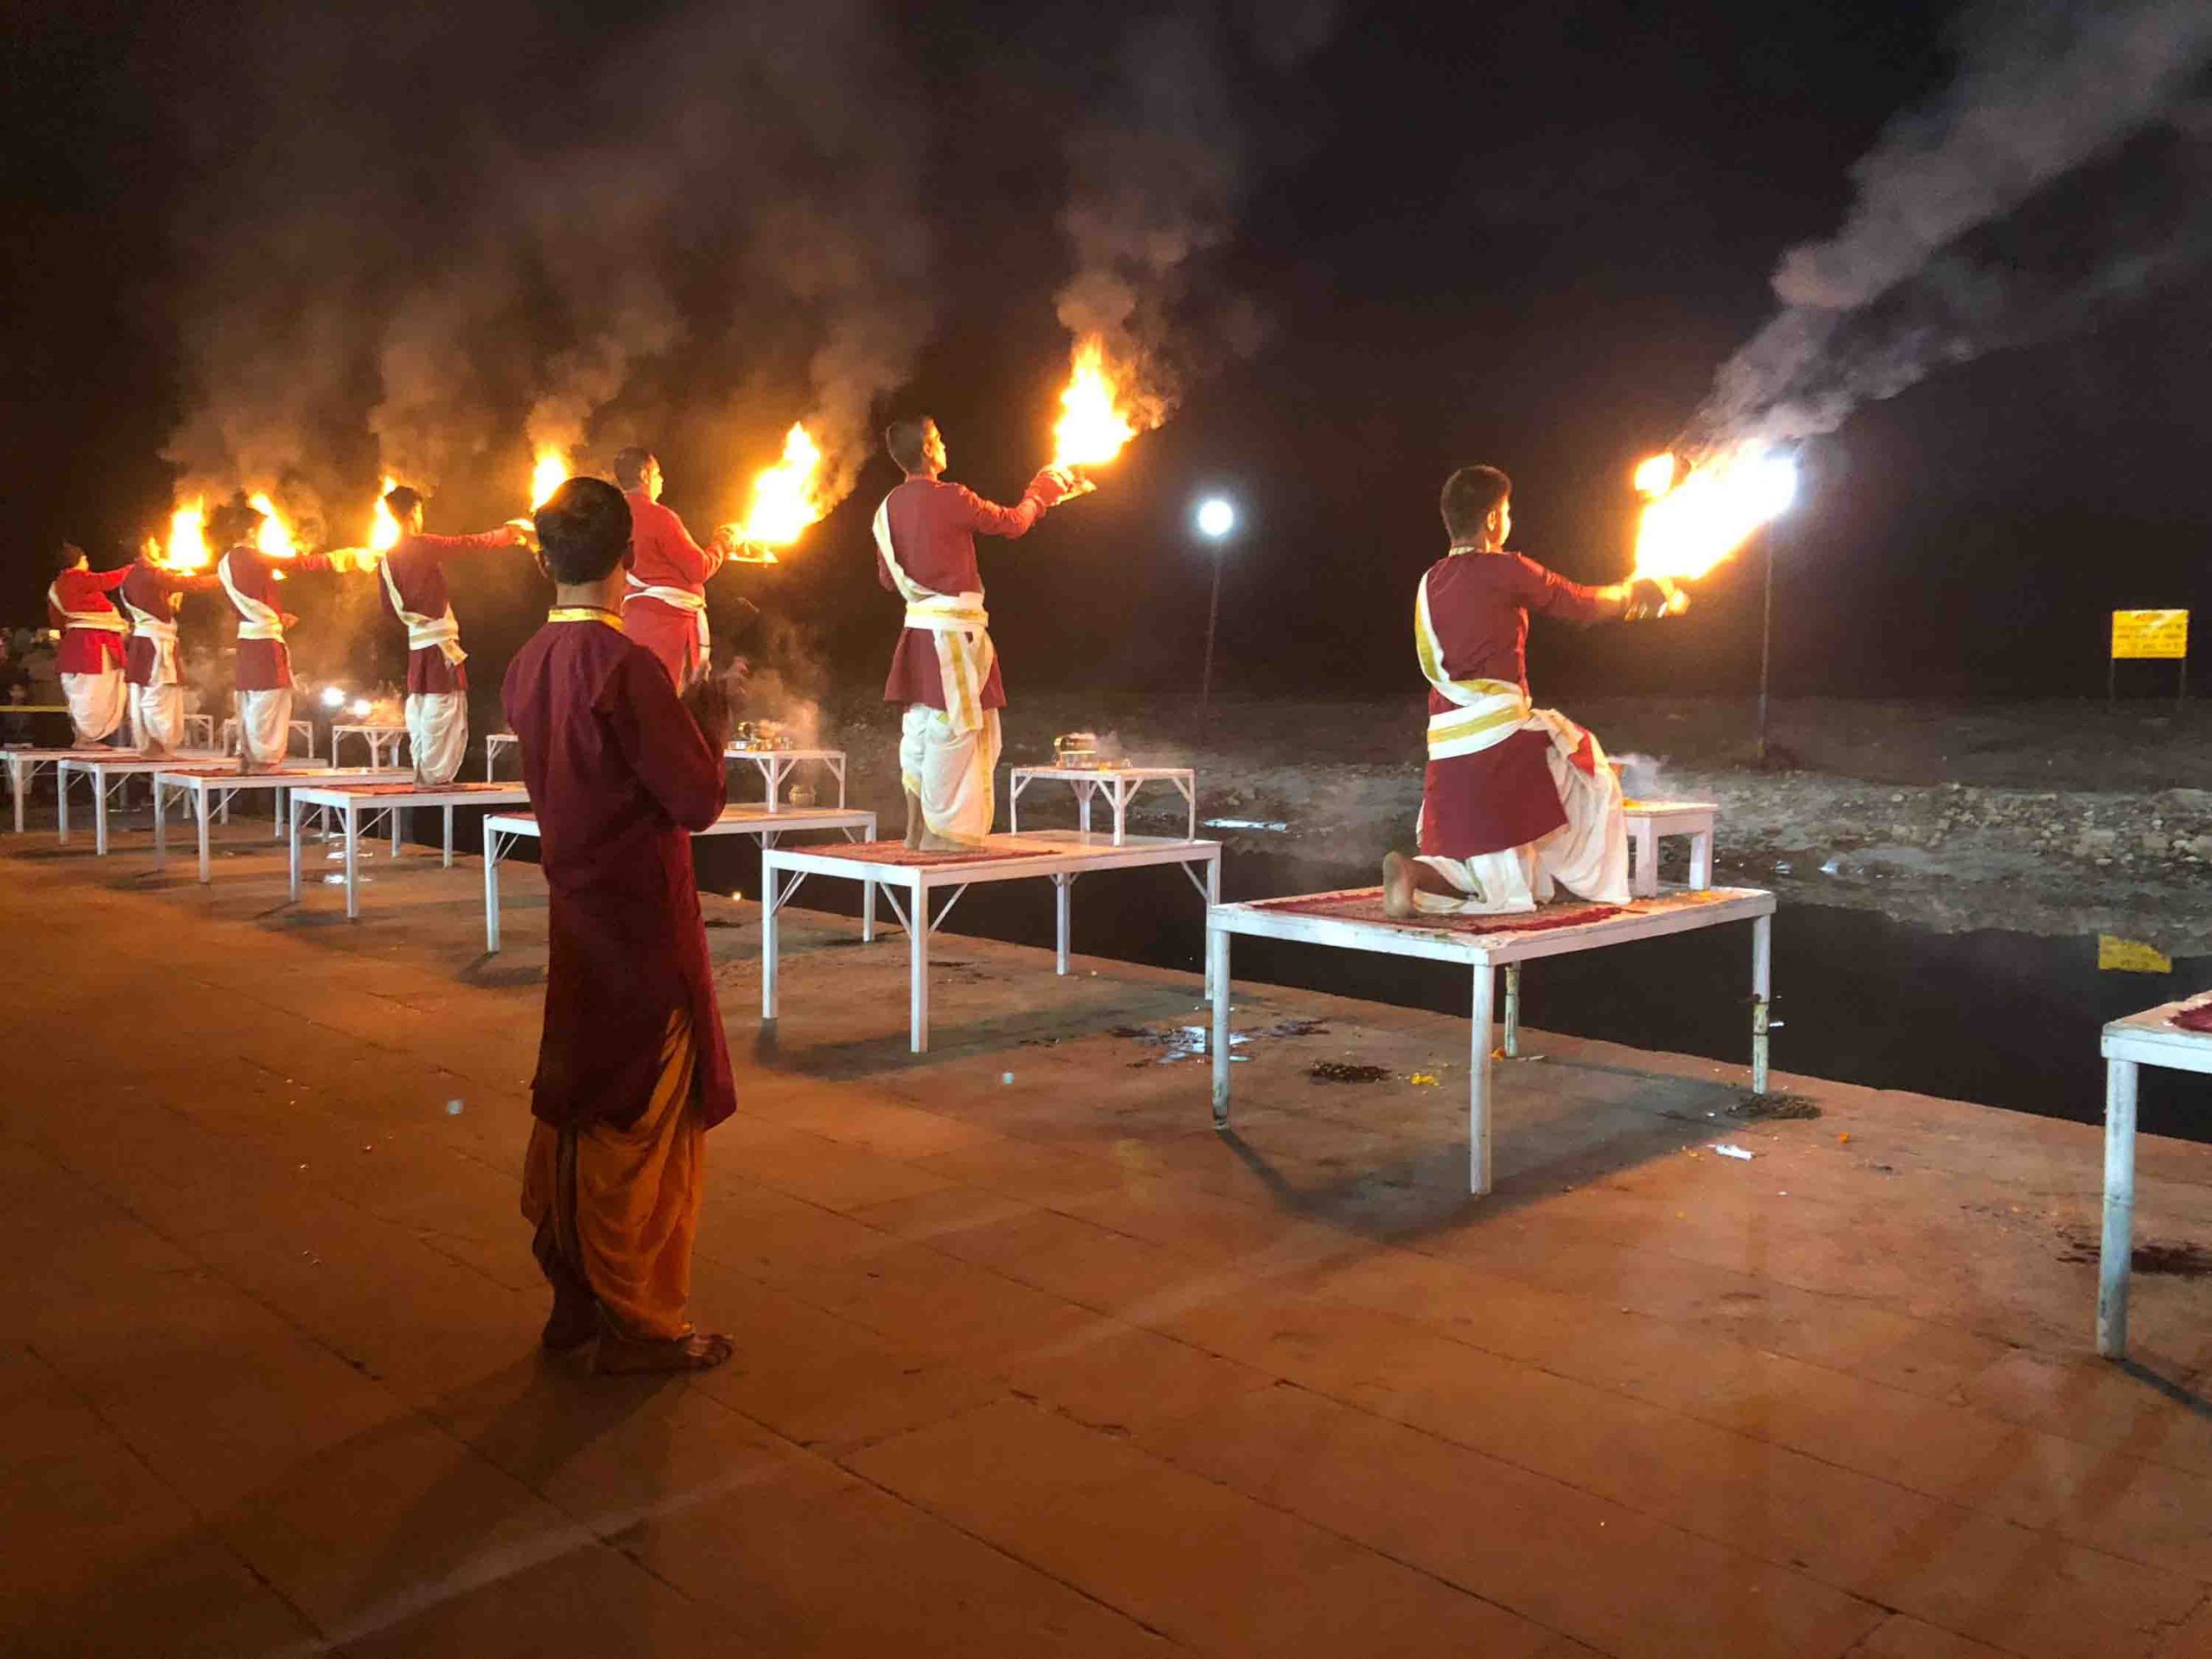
[1195, 497, 1238, 720]
[1196, 497, 1236, 540]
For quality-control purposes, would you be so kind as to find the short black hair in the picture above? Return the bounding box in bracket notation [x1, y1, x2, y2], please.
[612, 447, 653, 491]
[885, 416, 932, 474]
[1440, 465, 1511, 543]
[535, 476, 632, 584]
[384, 484, 423, 522]
[55, 542, 86, 571]
[209, 499, 264, 550]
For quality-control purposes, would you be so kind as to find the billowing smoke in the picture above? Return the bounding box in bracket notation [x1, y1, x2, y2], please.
[1694, 0, 2212, 450]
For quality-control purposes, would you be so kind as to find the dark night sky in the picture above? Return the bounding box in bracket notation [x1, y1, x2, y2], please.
[5, 0, 2209, 706]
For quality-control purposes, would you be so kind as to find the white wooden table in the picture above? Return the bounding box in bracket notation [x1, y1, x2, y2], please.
[724, 746, 847, 812]
[287, 780, 532, 918]
[57, 753, 223, 855]
[484, 732, 518, 780]
[7, 747, 123, 834]
[153, 766, 408, 883]
[481, 802, 879, 952]
[1206, 885, 1777, 1195]
[1009, 766, 1198, 846]
[1624, 800, 1718, 898]
[760, 830, 1221, 1053]
[2095, 1001, 2212, 1357]
[330, 723, 410, 769]
[182, 714, 214, 749]
[219, 716, 316, 760]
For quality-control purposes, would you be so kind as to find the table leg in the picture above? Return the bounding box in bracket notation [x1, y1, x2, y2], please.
[96, 773, 111, 856]
[1210, 924, 1231, 1128]
[760, 864, 780, 1021]
[1201, 852, 1222, 999]
[391, 804, 403, 856]
[57, 767, 69, 845]
[834, 756, 846, 808]
[1471, 963, 1496, 1196]
[1690, 825, 1714, 889]
[483, 822, 502, 953]
[10, 761, 22, 834]
[442, 804, 454, 867]
[1077, 781, 1093, 837]
[346, 803, 361, 919]
[1053, 874, 1071, 975]
[1630, 819, 1656, 898]
[767, 757, 786, 813]
[909, 872, 930, 1053]
[1111, 779, 1131, 847]
[287, 793, 302, 899]
[197, 790, 213, 884]
[1009, 773, 1023, 836]
[1184, 777, 1197, 842]
[2098, 1057, 2139, 1358]
[1751, 912, 1773, 1095]
[1503, 963, 1522, 1058]
[272, 786, 284, 839]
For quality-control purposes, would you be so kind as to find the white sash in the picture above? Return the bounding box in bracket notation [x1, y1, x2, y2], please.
[621, 575, 709, 654]
[47, 582, 129, 636]
[874, 493, 994, 735]
[119, 591, 180, 684]
[218, 550, 286, 643]
[1415, 562, 1598, 769]
[379, 555, 466, 667]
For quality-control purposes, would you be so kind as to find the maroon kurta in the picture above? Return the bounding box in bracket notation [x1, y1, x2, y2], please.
[382, 531, 512, 693]
[874, 476, 1043, 709]
[623, 492, 724, 687]
[48, 567, 130, 674]
[501, 613, 734, 1133]
[1418, 550, 1619, 860]
[219, 545, 336, 690]
[120, 564, 215, 685]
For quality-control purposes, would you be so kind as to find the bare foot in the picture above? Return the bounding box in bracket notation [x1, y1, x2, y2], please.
[592, 1330, 736, 1374]
[902, 789, 925, 850]
[1382, 851, 1417, 919]
[917, 831, 984, 853]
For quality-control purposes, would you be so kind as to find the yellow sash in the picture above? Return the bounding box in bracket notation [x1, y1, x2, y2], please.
[872, 493, 995, 736]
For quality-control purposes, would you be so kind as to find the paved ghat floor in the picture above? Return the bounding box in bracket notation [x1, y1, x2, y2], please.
[5, 807, 2212, 1659]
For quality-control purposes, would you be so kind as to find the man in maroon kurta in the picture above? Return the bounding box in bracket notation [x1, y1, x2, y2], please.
[375, 485, 527, 783]
[120, 550, 219, 754]
[504, 474, 737, 1374]
[872, 416, 1079, 847]
[614, 447, 733, 689]
[214, 501, 345, 769]
[48, 545, 131, 744]
[1383, 464, 1679, 918]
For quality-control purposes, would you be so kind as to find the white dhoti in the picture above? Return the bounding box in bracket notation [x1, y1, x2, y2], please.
[1414, 721, 1630, 914]
[61, 668, 126, 745]
[900, 704, 1001, 843]
[406, 691, 467, 785]
[130, 683, 185, 753]
[235, 688, 294, 766]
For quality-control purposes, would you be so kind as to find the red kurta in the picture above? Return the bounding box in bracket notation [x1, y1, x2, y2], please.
[119, 563, 213, 684]
[382, 531, 512, 694]
[501, 613, 735, 1134]
[622, 492, 724, 685]
[1418, 550, 1619, 859]
[220, 545, 337, 690]
[48, 566, 130, 673]
[874, 476, 1042, 709]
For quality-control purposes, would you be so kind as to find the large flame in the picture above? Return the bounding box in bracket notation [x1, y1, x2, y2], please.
[370, 476, 403, 553]
[249, 493, 296, 560]
[531, 448, 568, 510]
[1050, 337, 1139, 471]
[162, 499, 211, 570]
[732, 423, 827, 550]
[1630, 447, 1798, 582]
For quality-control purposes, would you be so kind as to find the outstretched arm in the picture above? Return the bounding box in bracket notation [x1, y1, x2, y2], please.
[91, 565, 134, 592]
[414, 528, 528, 562]
[956, 467, 1078, 542]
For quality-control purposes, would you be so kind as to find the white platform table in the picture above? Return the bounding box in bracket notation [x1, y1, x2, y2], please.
[58, 753, 223, 854]
[1206, 885, 1777, 1195]
[219, 716, 316, 760]
[8, 747, 127, 834]
[182, 714, 215, 749]
[1624, 800, 1719, 898]
[330, 723, 410, 769]
[724, 746, 847, 813]
[154, 766, 409, 883]
[1008, 766, 1198, 846]
[287, 780, 532, 918]
[480, 802, 880, 951]
[2095, 1001, 2212, 1357]
[484, 732, 518, 780]
[760, 830, 1221, 1053]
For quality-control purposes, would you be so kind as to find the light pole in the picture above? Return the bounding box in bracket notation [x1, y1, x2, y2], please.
[1751, 456, 1798, 767]
[1195, 497, 1236, 720]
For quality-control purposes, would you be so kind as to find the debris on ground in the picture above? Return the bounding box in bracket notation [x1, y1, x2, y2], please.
[1730, 1090, 1823, 1121]
[1711, 1143, 1756, 1161]
[1309, 1061, 1390, 1084]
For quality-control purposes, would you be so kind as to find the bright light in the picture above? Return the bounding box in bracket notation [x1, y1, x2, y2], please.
[1195, 498, 1236, 539]
[1630, 445, 1802, 583]
[1757, 455, 1799, 518]
[531, 448, 567, 510]
[319, 686, 346, 710]
[349, 698, 372, 718]
[1633, 453, 1677, 498]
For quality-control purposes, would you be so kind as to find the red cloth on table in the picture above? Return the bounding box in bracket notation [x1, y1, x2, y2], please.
[622, 491, 724, 686]
[1252, 887, 1625, 933]
[1417, 550, 1618, 861]
[382, 531, 512, 693]
[219, 544, 337, 690]
[2171, 1001, 2212, 1033]
[48, 566, 130, 673]
[501, 613, 735, 1133]
[874, 475, 1043, 710]
[121, 563, 215, 684]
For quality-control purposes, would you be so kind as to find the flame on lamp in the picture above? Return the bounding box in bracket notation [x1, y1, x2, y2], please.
[1630, 447, 1798, 583]
[369, 476, 403, 553]
[249, 493, 298, 561]
[531, 448, 567, 510]
[162, 499, 211, 570]
[731, 423, 827, 550]
[1050, 337, 1139, 471]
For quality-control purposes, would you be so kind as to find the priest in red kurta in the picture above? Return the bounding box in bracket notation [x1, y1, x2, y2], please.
[613, 447, 734, 689]
[375, 485, 528, 784]
[1382, 464, 1681, 918]
[120, 548, 219, 754]
[504, 474, 739, 1374]
[48, 545, 131, 744]
[213, 501, 347, 769]
[872, 416, 1080, 849]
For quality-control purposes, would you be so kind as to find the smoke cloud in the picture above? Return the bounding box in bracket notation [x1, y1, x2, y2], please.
[1694, 0, 2212, 450]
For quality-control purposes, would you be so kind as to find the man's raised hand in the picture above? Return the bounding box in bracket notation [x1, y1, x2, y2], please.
[682, 665, 735, 753]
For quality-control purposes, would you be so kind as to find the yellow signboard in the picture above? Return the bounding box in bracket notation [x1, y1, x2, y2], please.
[2112, 609, 2189, 660]
[2098, 935, 2172, 974]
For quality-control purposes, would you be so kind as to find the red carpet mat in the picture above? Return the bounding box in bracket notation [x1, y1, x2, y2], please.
[1248, 887, 1740, 935]
[801, 838, 1059, 867]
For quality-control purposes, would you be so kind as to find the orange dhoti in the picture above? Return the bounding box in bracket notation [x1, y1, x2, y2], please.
[521, 1011, 704, 1340]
